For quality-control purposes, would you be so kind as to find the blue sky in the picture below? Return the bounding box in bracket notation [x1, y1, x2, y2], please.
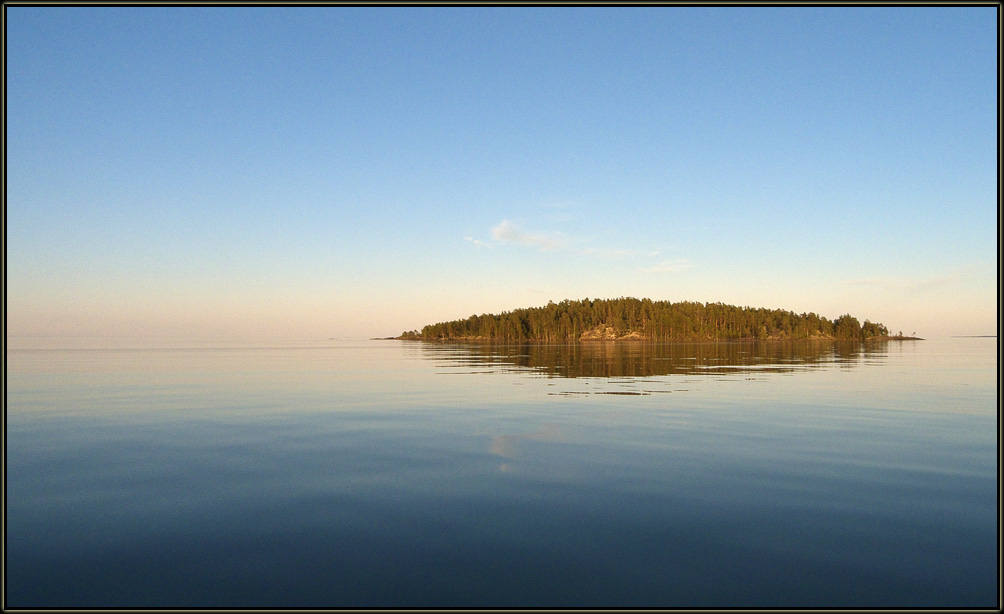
[6, 6, 998, 340]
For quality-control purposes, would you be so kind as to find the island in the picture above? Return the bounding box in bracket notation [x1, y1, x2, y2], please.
[395, 297, 922, 342]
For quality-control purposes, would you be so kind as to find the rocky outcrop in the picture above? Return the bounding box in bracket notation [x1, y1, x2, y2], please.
[579, 326, 646, 341]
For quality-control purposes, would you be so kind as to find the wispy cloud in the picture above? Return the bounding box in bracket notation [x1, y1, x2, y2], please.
[640, 259, 695, 274]
[489, 220, 567, 251]
[464, 236, 495, 249]
[470, 220, 682, 265]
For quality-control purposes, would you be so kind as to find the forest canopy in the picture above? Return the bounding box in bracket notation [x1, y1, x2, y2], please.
[398, 297, 893, 342]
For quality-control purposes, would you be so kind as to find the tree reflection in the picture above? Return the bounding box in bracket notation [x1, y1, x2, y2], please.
[414, 340, 888, 379]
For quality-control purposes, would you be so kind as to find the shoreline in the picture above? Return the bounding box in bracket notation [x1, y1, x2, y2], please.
[386, 335, 925, 342]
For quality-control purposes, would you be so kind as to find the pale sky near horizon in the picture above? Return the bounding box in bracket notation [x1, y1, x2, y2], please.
[6, 6, 999, 342]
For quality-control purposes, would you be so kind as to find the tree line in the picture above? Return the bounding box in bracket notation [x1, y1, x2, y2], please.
[398, 297, 891, 342]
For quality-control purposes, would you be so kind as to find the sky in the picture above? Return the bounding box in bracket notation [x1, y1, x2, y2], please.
[5, 6, 999, 341]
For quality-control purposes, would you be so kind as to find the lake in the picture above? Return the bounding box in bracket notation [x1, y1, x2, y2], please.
[5, 337, 998, 607]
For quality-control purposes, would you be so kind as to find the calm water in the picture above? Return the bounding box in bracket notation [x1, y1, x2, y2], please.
[5, 337, 998, 607]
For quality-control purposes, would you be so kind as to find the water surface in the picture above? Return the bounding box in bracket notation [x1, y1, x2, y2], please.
[5, 337, 998, 607]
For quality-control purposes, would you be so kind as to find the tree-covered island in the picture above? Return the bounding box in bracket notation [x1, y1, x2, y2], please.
[397, 297, 919, 342]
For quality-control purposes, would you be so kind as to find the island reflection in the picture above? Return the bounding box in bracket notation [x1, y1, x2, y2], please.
[413, 340, 890, 379]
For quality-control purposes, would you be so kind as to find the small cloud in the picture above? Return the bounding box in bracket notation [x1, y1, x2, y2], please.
[491, 220, 566, 251]
[469, 219, 680, 265]
[464, 236, 494, 249]
[640, 259, 695, 274]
